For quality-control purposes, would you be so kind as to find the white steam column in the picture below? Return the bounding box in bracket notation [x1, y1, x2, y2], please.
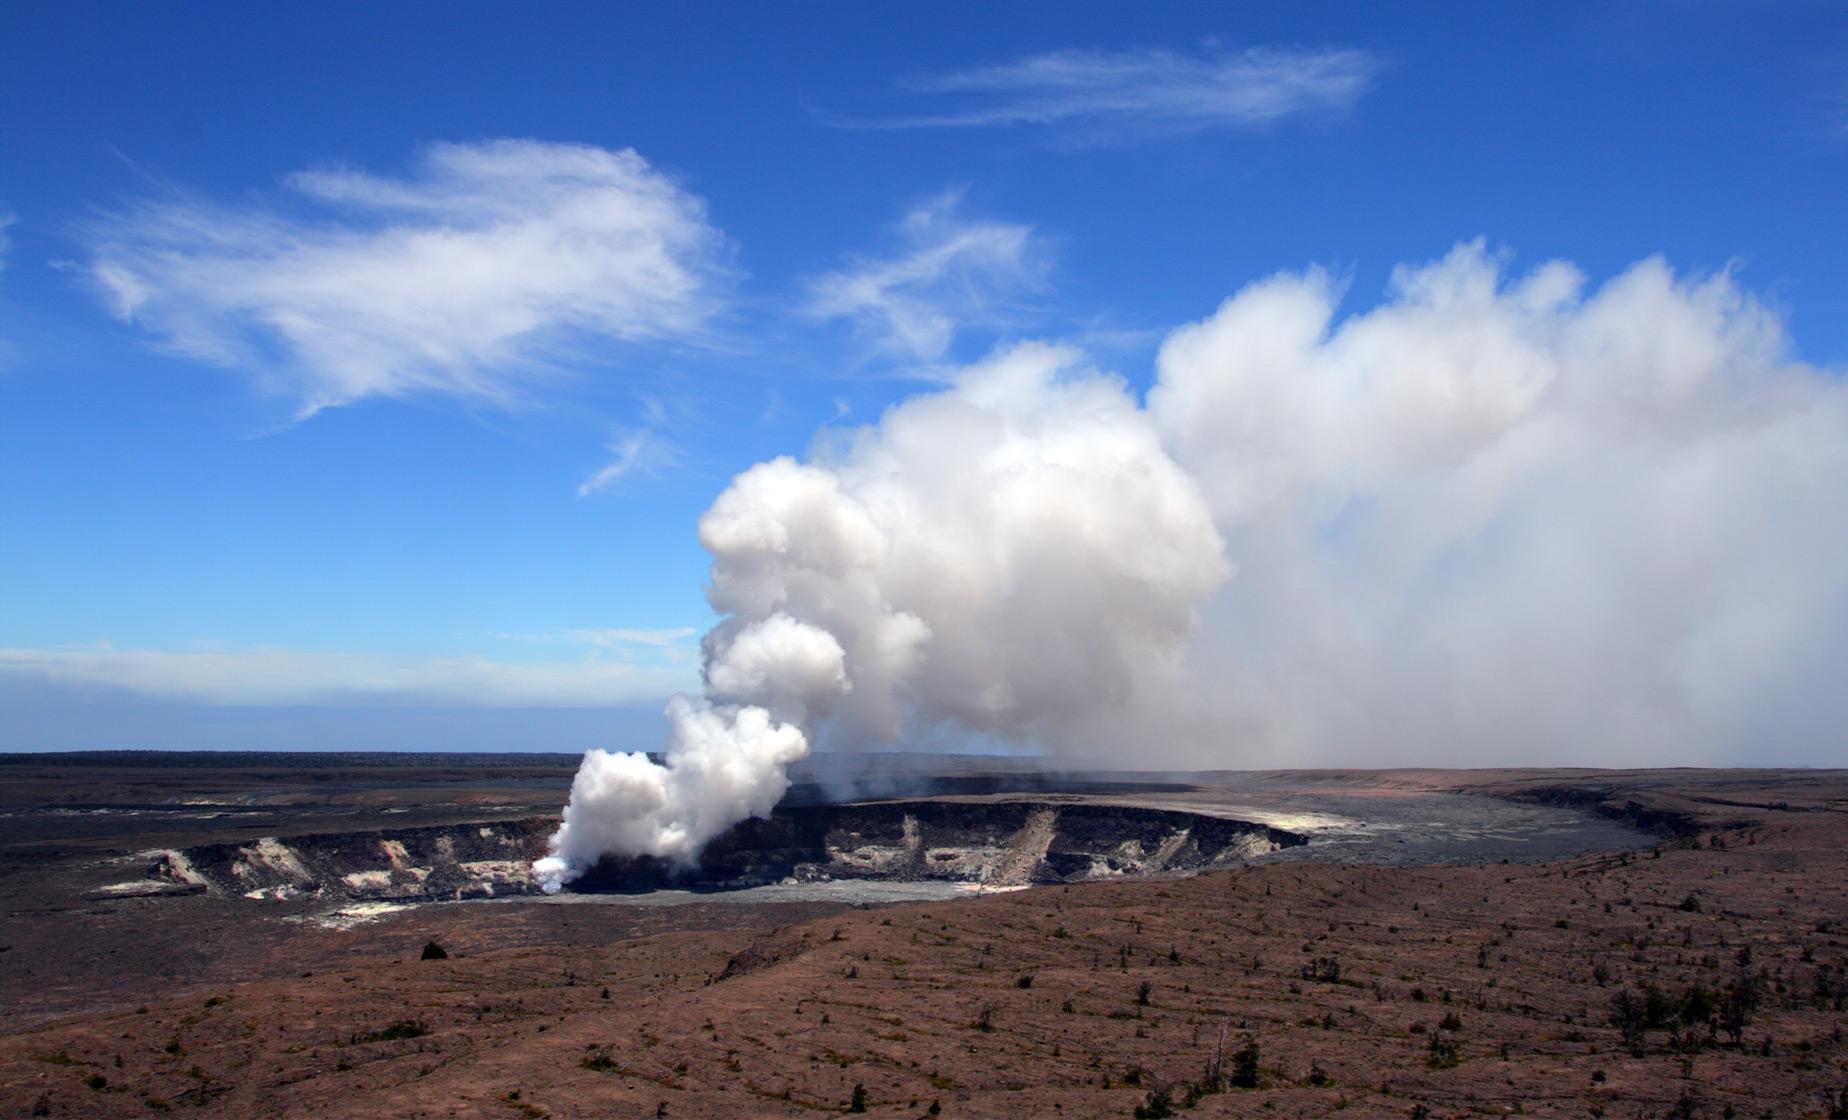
[534, 341, 1229, 891]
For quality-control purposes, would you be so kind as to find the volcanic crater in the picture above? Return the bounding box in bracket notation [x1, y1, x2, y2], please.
[150, 799, 1306, 904]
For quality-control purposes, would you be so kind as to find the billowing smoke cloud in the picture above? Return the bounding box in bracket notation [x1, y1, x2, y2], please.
[1149, 242, 1848, 766]
[534, 343, 1228, 889]
[538, 241, 1848, 887]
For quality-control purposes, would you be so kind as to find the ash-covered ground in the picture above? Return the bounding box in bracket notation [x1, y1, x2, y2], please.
[1, 755, 1844, 1117]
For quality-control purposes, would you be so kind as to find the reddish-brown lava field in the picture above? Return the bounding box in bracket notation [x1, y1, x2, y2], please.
[2, 764, 1845, 1119]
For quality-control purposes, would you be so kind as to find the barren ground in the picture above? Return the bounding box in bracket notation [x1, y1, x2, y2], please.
[2, 760, 1845, 1119]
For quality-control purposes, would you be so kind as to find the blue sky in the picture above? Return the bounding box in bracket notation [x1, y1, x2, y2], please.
[2, 2, 1845, 755]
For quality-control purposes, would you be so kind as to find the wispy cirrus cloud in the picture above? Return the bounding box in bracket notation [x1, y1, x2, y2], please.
[83, 140, 732, 418]
[0, 641, 697, 707]
[824, 44, 1383, 139]
[1820, 83, 1848, 142]
[805, 190, 1048, 368]
[577, 427, 683, 496]
[568, 627, 697, 647]
[494, 627, 698, 648]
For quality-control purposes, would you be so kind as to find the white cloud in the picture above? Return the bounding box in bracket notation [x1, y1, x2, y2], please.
[0, 644, 697, 707]
[536, 340, 1227, 882]
[577, 427, 683, 496]
[696, 340, 1227, 748]
[1143, 241, 1848, 766]
[539, 241, 1848, 880]
[829, 45, 1381, 137]
[567, 627, 698, 648]
[494, 627, 698, 649]
[805, 191, 1047, 367]
[84, 140, 731, 416]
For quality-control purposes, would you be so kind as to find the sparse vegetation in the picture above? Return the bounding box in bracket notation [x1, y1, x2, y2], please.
[1426, 1033, 1460, 1069]
[1133, 1083, 1175, 1118]
[350, 1019, 429, 1044]
[1230, 1040, 1261, 1089]
[5, 769, 1847, 1116]
[1302, 957, 1342, 983]
[498, 1090, 548, 1119]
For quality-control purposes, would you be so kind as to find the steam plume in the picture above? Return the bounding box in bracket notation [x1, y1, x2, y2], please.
[1148, 243, 1848, 765]
[534, 343, 1226, 889]
[537, 242, 1848, 888]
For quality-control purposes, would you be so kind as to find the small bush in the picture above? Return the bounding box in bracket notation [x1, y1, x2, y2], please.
[1133, 1084, 1175, 1118]
[83, 1074, 107, 1090]
[1230, 1040, 1261, 1089]
[1426, 1034, 1460, 1069]
[351, 1019, 429, 1044]
[420, 941, 448, 961]
[1302, 957, 1342, 983]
